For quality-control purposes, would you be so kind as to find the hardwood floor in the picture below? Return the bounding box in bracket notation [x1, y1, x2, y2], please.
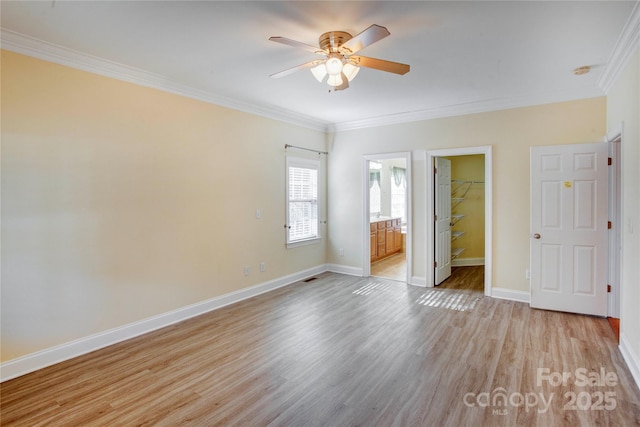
[2, 272, 639, 426]
[371, 256, 484, 293]
[608, 317, 621, 342]
[371, 252, 406, 281]
[438, 265, 485, 292]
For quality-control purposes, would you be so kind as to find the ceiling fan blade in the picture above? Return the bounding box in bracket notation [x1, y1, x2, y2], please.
[350, 55, 410, 75]
[270, 60, 324, 78]
[340, 24, 390, 55]
[268, 36, 325, 55]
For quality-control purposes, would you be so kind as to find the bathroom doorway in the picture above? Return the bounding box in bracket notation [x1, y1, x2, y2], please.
[363, 152, 412, 283]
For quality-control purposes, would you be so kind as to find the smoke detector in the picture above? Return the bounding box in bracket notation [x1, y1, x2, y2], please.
[573, 66, 591, 75]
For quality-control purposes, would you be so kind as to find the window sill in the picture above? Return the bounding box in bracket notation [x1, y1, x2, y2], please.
[287, 237, 321, 249]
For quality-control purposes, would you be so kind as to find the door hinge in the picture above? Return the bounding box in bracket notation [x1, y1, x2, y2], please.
[434, 214, 438, 221]
[434, 166, 437, 174]
[608, 157, 612, 166]
[608, 221, 612, 229]
[434, 261, 438, 267]
[607, 284, 612, 293]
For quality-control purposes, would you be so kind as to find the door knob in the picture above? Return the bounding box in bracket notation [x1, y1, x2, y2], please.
[533, 233, 541, 239]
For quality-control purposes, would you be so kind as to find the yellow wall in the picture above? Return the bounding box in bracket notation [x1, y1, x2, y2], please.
[606, 48, 640, 376]
[0, 48, 617, 367]
[327, 97, 607, 290]
[0, 51, 327, 361]
[446, 155, 485, 260]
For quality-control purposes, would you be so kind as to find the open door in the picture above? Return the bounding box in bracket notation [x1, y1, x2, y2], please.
[530, 142, 608, 316]
[435, 157, 451, 285]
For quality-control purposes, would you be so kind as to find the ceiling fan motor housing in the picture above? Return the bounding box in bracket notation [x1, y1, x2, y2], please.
[319, 31, 353, 52]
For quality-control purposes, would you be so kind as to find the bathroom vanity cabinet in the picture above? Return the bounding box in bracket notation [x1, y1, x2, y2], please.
[370, 217, 402, 262]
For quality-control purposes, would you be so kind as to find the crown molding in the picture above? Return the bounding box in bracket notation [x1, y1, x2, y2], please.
[598, 1, 640, 94]
[2, 22, 627, 135]
[0, 29, 329, 133]
[329, 87, 605, 132]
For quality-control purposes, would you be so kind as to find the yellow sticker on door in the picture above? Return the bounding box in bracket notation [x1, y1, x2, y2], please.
[564, 181, 573, 188]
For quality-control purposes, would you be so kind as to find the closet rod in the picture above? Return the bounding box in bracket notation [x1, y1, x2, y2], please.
[285, 144, 328, 155]
[452, 179, 484, 184]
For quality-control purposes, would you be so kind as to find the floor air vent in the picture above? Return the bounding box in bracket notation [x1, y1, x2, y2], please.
[303, 277, 317, 283]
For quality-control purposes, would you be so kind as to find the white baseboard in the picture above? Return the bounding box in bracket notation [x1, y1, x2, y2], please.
[619, 332, 640, 392]
[326, 264, 363, 277]
[490, 287, 530, 303]
[452, 257, 485, 267]
[410, 276, 427, 287]
[0, 265, 327, 383]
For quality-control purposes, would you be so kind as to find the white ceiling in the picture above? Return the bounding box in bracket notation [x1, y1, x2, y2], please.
[1, 1, 637, 131]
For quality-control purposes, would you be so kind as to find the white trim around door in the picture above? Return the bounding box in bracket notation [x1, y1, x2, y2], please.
[606, 124, 623, 319]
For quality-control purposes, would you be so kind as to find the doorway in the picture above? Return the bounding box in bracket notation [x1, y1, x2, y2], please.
[436, 155, 486, 292]
[363, 152, 412, 283]
[426, 146, 493, 296]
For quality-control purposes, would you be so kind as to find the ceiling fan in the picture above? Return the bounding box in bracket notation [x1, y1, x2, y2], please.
[269, 24, 410, 91]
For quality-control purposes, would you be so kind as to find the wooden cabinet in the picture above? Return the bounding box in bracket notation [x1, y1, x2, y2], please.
[377, 223, 386, 259]
[370, 217, 403, 262]
[370, 223, 377, 259]
[393, 220, 402, 252]
[386, 226, 394, 254]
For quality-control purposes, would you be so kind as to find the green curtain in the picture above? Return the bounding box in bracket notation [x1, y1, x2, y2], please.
[392, 167, 406, 188]
[369, 170, 381, 188]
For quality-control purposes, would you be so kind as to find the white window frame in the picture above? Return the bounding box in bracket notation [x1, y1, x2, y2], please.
[370, 178, 382, 216]
[390, 171, 406, 223]
[286, 156, 321, 248]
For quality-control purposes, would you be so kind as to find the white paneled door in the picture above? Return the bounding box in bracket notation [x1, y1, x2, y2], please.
[530, 142, 608, 316]
[435, 157, 452, 285]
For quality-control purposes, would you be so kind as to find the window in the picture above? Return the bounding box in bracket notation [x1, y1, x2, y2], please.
[370, 171, 381, 215]
[391, 167, 406, 222]
[286, 157, 320, 247]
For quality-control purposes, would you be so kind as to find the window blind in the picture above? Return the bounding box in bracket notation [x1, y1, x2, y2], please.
[286, 158, 319, 244]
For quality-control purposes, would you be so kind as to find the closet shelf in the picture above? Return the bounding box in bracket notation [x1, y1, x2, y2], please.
[452, 179, 484, 199]
[452, 197, 465, 209]
[451, 214, 465, 226]
[449, 179, 483, 264]
[452, 247, 465, 259]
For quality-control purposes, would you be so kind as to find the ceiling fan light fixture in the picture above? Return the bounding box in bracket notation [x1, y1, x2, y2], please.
[343, 62, 360, 82]
[325, 56, 343, 75]
[310, 62, 328, 82]
[327, 73, 344, 87]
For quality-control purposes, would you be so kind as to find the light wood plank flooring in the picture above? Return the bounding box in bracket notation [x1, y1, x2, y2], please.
[371, 256, 484, 294]
[2, 272, 639, 426]
[371, 252, 407, 281]
[438, 265, 485, 292]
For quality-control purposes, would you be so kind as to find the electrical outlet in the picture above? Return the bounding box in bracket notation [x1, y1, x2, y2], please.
[244, 266, 250, 276]
[256, 209, 261, 219]
[525, 268, 530, 280]
[260, 262, 266, 272]
[339, 248, 344, 256]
